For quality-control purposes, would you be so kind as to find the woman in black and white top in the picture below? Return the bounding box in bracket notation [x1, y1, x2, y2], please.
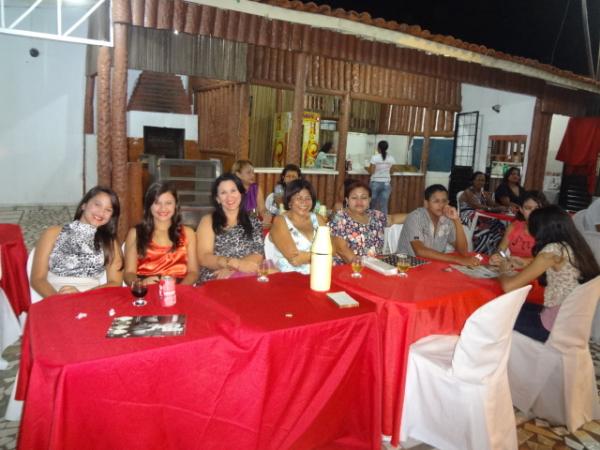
[366, 140, 399, 215]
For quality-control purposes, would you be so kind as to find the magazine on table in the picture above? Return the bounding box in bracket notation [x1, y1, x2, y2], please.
[106, 315, 186, 338]
[450, 264, 500, 279]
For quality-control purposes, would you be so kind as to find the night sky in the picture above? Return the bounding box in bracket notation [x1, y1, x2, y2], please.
[305, 0, 600, 78]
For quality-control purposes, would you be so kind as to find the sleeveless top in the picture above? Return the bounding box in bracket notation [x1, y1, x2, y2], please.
[272, 213, 319, 274]
[48, 221, 105, 278]
[137, 227, 188, 279]
[243, 183, 259, 212]
[507, 220, 535, 258]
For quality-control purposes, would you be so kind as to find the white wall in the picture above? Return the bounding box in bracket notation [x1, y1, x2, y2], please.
[461, 84, 536, 179]
[0, 9, 87, 205]
[543, 114, 569, 201]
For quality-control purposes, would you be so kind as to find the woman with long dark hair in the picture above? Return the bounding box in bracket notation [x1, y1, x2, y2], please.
[196, 173, 264, 281]
[500, 205, 600, 342]
[124, 182, 198, 286]
[494, 166, 525, 208]
[31, 186, 123, 298]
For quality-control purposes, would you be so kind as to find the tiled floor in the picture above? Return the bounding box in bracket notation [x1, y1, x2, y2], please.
[2, 205, 600, 450]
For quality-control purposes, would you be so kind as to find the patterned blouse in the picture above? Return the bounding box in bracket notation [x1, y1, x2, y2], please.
[539, 242, 581, 331]
[48, 221, 105, 278]
[330, 209, 387, 263]
[198, 216, 264, 282]
[271, 213, 319, 274]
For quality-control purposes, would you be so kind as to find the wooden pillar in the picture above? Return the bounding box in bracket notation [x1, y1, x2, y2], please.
[524, 99, 552, 190]
[335, 92, 351, 205]
[127, 162, 144, 227]
[83, 76, 95, 134]
[287, 52, 308, 165]
[238, 83, 250, 160]
[111, 17, 129, 240]
[420, 108, 434, 177]
[96, 47, 112, 187]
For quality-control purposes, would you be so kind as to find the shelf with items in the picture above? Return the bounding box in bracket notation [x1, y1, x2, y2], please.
[488, 135, 527, 164]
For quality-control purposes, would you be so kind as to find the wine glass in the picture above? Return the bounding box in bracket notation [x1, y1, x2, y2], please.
[396, 253, 410, 278]
[257, 260, 273, 283]
[351, 256, 364, 278]
[131, 278, 148, 307]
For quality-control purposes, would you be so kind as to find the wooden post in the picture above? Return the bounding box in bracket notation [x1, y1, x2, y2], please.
[335, 92, 351, 206]
[111, 21, 129, 241]
[420, 108, 434, 177]
[524, 99, 552, 190]
[288, 52, 308, 165]
[96, 47, 112, 187]
[128, 162, 144, 227]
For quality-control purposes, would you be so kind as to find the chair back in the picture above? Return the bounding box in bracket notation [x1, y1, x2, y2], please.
[264, 232, 278, 262]
[384, 224, 403, 254]
[582, 231, 600, 265]
[452, 285, 531, 382]
[26, 249, 43, 304]
[456, 190, 464, 214]
[547, 276, 600, 352]
[572, 210, 586, 234]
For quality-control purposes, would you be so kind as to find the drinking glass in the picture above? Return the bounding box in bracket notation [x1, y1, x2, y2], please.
[257, 260, 273, 283]
[396, 253, 410, 278]
[131, 278, 148, 307]
[351, 256, 364, 278]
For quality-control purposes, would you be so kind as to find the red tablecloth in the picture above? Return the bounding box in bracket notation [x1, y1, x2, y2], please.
[0, 224, 30, 315]
[332, 261, 504, 446]
[17, 273, 382, 450]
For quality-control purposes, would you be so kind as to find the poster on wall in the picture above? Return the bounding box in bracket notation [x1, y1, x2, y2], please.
[301, 112, 320, 168]
[272, 112, 292, 167]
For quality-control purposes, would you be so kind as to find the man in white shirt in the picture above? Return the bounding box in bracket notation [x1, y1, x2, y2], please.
[397, 184, 480, 266]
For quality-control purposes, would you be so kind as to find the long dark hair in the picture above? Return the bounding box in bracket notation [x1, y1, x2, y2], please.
[211, 173, 253, 238]
[74, 186, 120, 265]
[135, 182, 182, 257]
[503, 167, 520, 183]
[378, 140, 389, 161]
[529, 206, 600, 286]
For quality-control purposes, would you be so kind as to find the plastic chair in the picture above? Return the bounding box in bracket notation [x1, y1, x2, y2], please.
[572, 209, 586, 234]
[400, 285, 531, 450]
[0, 288, 20, 370]
[456, 190, 464, 214]
[508, 276, 600, 431]
[384, 224, 403, 254]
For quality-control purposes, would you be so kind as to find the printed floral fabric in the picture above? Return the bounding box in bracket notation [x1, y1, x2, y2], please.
[330, 209, 386, 263]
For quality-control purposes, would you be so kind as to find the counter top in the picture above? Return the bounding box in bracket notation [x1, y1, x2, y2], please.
[255, 167, 339, 175]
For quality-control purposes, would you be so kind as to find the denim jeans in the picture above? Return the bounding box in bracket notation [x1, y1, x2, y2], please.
[370, 181, 391, 216]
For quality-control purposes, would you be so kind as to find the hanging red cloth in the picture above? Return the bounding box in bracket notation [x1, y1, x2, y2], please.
[556, 117, 600, 193]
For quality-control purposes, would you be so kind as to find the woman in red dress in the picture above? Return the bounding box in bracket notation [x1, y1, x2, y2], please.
[124, 182, 198, 286]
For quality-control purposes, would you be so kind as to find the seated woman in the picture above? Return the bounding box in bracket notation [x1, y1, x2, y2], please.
[330, 179, 406, 263]
[499, 206, 600, 342]
[124, 182, 198, 286]
[494, 167, 525, 209]
[459, 171, 507, 254]
[490, 191, 547, 269]
[31, 186, 123, 298]
[269, 179, 327, 274]
[265, 164, 302, 216]
[232, 159, 268, 219]
[196, 173, 264, 282]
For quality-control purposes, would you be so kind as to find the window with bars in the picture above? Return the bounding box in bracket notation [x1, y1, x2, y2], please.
[452, 112, 478, 167]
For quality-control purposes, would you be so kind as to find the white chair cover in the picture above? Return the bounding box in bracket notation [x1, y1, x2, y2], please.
[383, 224, 403, 254]
[264, 232, 278, 262]
[581, 232, 600, 342]
[572, 209, 586, 234]
[508, 276, 600, 431]
[401, 285, 531, 450]
[0, 288, 20, 370]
